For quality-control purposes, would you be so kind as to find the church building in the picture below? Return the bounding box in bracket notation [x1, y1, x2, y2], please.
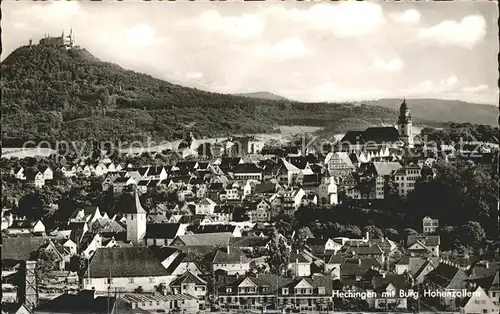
[340, 99, 414, 151]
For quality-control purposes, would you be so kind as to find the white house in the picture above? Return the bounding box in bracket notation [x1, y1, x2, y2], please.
[316, 176, 338, 205]
[394, 164, 422, 198]
[25, 169, 45, 187]
[195, 198, 217, 215]
[170, 271, 208, 305]
[112, 177, 136, 194]
[282, 188, 305, 215]
[248, 199, 272, 223]
[39, 166, 54, 180]
[288, 252, 311, 277]
[212, 247, 250, 275]
[11, 166, 25, 180]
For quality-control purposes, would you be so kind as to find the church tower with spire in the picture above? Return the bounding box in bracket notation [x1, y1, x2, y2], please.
[125, 189, 147, 245]
[397, 98, 414, 148]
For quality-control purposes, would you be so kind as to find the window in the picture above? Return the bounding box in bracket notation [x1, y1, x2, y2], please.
[149, 277, 155, 283]
[107, 278, 113, 284]
[129, 278, 134, 284]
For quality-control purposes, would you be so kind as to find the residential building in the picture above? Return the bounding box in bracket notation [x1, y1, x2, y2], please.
[212, 247, 250, 275]
[144, 223, 187, 246]
[83, 246, 171, 292]
[216, 274, 333, 312]
[170, 271, 208, 307]
[195, 198, 216, 215]
[407, 234, 440, 257]
[394, 164, 422, 197]
[422, 216, 439, 234]
[459, 286, 499, 314]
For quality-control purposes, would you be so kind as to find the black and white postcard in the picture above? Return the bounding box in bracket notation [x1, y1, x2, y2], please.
[1, 1, 498, 314]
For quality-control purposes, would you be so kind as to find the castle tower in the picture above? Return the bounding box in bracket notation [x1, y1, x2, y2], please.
[397, 98, 414, 148]
[125, 189, 147, 245]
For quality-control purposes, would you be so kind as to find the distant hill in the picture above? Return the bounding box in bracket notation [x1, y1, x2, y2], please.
[235, 91, 288, 101]
[1, 44, 443, 146]
[366, 98, 498, 126]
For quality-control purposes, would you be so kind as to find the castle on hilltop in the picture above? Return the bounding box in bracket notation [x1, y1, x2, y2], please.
[35, 29, 76, 50]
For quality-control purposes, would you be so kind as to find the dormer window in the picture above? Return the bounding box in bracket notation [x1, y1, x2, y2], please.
[318, 287, 325, 295]
[226, 287, 232, 293]
[282, 288, 289, 295]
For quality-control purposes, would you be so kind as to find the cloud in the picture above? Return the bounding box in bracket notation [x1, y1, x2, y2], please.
[463, 84, 488, 93]
[184, 72, 204, 80]
[29, 1, 85, 22]
[195, 10, 265, 39]
[372, 58, 404, 72]
[251, 37, 309, 60]
[266, 2, 385, 38]
[440, 75, 458, 88]
[126, 24, 157, 47]
[418, 15, 486, 48]
[389, 9, 421, 25]
[406, 75, 459, 96]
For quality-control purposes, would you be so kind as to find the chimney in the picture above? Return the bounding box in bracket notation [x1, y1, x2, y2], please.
[365, 231, 370, 241]
[358, 259, 362, 265]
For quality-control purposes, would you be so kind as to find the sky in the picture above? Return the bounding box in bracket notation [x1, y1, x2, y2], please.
[2, 1, 499, 105]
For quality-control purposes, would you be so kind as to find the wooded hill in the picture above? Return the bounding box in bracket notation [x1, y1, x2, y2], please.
[1, 45, 441, 146]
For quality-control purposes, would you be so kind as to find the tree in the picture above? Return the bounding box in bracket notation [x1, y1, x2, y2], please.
[292, 227, 313, 251]
[384, 228, 399, 241]
[266, 230, 290, 276]
[403, 228, 418, 238]
[68, 255, 88, 278]
[458, 221, 486, 248]
[36, 249, 58, 282]
[363, 225, 383, 239]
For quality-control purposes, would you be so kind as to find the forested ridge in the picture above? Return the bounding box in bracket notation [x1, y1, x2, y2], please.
[2, 45, 440, 145]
